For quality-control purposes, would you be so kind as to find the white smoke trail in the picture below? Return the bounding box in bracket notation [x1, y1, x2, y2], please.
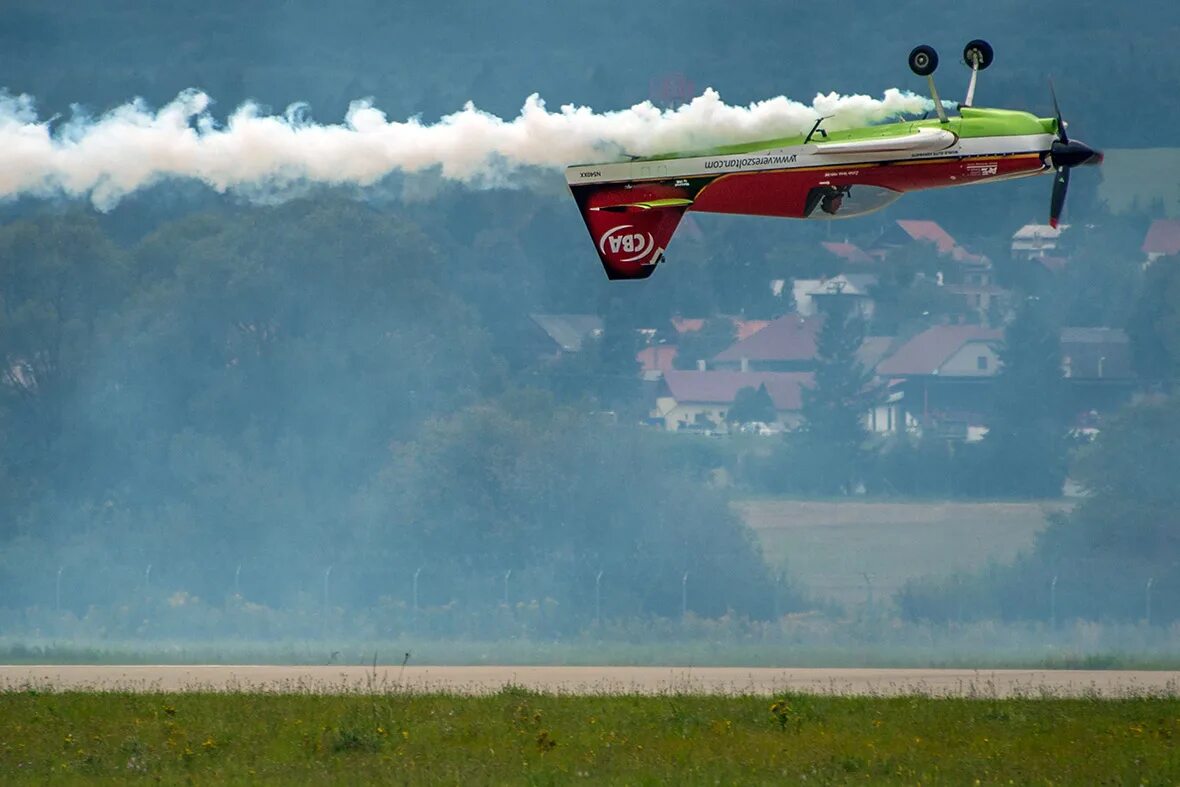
[0, 87, 932, 210]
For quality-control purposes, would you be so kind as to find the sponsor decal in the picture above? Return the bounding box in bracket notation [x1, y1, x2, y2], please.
[909, 149, 959, 159]
[674, 179, 690, 187]
[703, 153, 797, 171]
[965, 162, 999, 177]
[599, 224, 656, 263]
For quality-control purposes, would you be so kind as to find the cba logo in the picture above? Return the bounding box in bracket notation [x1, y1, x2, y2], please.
[599, 224, 656, 263]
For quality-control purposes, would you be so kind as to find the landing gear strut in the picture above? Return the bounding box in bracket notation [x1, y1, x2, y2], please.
[908, 45, 947, 123]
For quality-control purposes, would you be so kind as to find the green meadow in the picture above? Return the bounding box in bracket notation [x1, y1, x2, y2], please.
[2, 689, 1178, 783]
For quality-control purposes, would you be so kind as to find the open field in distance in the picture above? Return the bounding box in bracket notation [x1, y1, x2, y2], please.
[738, 499, 1072, 608]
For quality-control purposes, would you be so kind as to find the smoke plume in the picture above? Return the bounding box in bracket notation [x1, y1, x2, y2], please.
[0, 87, 932, 209]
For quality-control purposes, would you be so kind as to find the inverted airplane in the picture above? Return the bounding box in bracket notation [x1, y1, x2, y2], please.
[566, 41, 1102, 280]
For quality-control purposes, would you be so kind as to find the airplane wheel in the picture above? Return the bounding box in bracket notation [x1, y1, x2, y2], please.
[963, 39, 994, 70]
[908, 45, 939, 77]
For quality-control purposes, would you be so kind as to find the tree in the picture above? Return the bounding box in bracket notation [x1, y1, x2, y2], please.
[792, 302, 877, 495]
[0, 213, 129, 523]
[1045, 394, 1180, 565]
[374, 397, 785, 625]
[976, 298, 1070, 498]
[1128, 255, 1180, 389]
[726, 384, 776, 426]
[1057, 245, 1142, 329]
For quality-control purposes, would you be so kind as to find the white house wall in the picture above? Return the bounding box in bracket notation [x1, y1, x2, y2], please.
[939, 342, 1002, 377]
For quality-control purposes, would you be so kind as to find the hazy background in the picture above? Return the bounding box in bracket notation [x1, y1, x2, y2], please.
[0, 0, 1178, 663]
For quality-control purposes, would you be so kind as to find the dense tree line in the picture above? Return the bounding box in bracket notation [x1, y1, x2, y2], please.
[0, 200, 802, 631]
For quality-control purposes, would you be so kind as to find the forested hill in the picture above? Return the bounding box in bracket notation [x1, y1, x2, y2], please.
[0, 1, 1177, 634]
[1, 0, 1175, 146]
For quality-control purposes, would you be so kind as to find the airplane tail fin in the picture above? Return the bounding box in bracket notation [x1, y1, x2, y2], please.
[570, 185, 692, 280]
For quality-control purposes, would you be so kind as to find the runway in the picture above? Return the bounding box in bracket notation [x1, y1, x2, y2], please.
[2, 665, 1178, 697]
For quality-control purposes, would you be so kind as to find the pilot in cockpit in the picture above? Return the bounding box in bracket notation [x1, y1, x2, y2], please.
[805, 184, 852, 217]
[820, 186, 851, 215]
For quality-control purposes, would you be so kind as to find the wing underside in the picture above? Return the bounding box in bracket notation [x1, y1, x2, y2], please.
[811, 127, 957, 155]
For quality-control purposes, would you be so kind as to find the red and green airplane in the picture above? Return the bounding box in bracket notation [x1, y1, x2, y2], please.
[566, 41, 1102, 280]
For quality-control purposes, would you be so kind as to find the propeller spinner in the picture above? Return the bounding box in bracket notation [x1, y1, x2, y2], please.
[1047, 81, 1103, 228]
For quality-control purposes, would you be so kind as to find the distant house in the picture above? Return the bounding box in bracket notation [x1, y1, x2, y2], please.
[870, 324, 1136, 441]
[638, 317, 772, 379]
[874, 220, 996, 313]
[528, 313, 603, 358]
[671, 316, 770, 341]
[1061, 327, 1137, 419]
[875, 324, 1004, 440]
[870, 219, 984, 262]
[1012, 224, 1066, 259]
[821, 240, 876, 266]
[890, 219, 958, 254]
[636, 345, 679, 378]
[875, 219, 983, 261]
[1143, 219, 1180, 265]
[712, 314, 821, 372]
[653, 370, 814, 431]
[792, 279, 822, 316]
[945, 283, 1005, 321]
[805, 274, 878, 320]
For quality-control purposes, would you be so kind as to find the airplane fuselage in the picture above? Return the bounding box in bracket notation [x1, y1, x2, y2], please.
[568, 107, 1056, 218]
[566, 107, 1061, 278]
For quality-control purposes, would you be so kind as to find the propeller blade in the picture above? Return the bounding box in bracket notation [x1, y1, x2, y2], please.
[1049, 78, 1069, 143]
[1049, 166, 1070, 229]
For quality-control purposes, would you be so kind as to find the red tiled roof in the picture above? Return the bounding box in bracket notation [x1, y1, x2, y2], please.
[856, 336, 897, 371]
[671, 317, 770, 341]
[662, 371, 814, 411]
[671, 317, 706, 334]
[897, 220, 957, 254]
[876, 325, 1002, 376]
[821, 241, 873, 264]
[637, 345, 678, 372]
[950, 245, 986, 264]
[713, 314, 821, 363]
[1143, 219, 1180, 256]
[736, 320, 771, 340]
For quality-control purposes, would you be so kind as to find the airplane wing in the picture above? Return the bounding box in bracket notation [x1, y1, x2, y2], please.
[812, 127, 956, 155]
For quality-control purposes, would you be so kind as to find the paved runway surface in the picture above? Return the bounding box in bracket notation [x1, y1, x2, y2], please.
[2, 665, 1178, 697]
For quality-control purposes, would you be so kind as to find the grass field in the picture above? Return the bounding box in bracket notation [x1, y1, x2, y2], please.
[739, 499, 1071, 609]
[8, 617, 1180, 670]
[2, 689, 1178, 783]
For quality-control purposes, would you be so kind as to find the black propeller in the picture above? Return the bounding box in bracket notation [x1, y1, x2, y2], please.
[1047, 81, 1103, 228]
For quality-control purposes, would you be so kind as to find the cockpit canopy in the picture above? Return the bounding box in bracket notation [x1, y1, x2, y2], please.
[803, 184, 903, 220]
